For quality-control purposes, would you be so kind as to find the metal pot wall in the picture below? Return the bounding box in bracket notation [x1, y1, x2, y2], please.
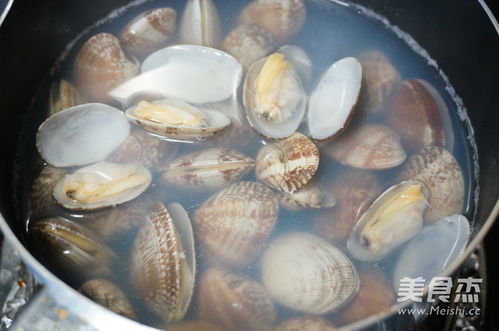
[0, 0, 497, 330]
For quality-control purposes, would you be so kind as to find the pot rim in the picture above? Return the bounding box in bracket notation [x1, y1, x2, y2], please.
[0, 0, 14, 27]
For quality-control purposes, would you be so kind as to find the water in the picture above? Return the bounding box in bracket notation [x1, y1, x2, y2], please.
[15, 0, 477, 328]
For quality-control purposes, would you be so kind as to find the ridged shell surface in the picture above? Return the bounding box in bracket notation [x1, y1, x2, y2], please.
[179, 0, 221, 47]
[49, 79, 86, 115]
[166, 320, 227, 331]
[30, 165, 66, 217]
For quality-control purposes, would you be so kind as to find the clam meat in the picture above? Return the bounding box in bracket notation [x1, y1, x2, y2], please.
[179, 0, 221, 47]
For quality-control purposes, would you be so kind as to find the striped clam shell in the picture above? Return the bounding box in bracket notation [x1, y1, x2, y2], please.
[179, 0, 221, 47]
[256, 132, 319, 193]
[30, 165, 66, 218]
[49, 79, 86, 115]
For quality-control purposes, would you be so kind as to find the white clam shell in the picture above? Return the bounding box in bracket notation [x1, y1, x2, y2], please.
[179, 0, 221, 47]
[277, 45, 312, 85]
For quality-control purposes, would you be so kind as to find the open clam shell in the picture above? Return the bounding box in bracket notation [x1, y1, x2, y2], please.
[277, 45, 312, 86]
[179, 0, 221, 47]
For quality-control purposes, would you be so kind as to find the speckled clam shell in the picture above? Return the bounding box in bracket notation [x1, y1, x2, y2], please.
[273, 317, 337, 331]
[222, 24, 276, 70]
[79, 279, 136, 320]
[49, 79, 86, 115]
[357, 50, 400, 116]
[30, 165, 66, 217]
[239, 0, 306, 44]
[397, 146, 464, 222]
[162, 147, 254, 190]
[279, 181, 336, 211]
[120, 8, 177, 58]
[256, 133, 319, 193]
[74, 33, 139, 101]
[193, 181, 279, 269]
[198, 268, 276, 331]
[179, 0, 221, 47]
[325, 123, 406, 170]
[166, 320, 228, 331]
[261, 232, 359, 314]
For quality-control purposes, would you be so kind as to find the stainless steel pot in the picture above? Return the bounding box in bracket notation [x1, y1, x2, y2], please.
[0, 0, 497, 330]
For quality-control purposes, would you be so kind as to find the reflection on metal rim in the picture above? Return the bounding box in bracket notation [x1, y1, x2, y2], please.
[0, 0, 14, 27]
[478, 0, 499, 34]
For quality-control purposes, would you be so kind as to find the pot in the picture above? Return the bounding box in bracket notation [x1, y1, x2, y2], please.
[0, 0, 497, 330]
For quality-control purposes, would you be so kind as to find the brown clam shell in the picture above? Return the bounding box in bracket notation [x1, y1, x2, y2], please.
[222, 24, 276, 70]
[198, 268, 276, 331]
[239, 0, 306, 44]
[256, 132, 320, 193]
[49, 79, 86, 115]
[314, 170, 381, 240]
[397, 146, 464, 222]
[74, 33, 140, 101]
[79, 279, 136, 320]
[325, 123, 406, 170]
[120, 8, 177, 58]
[166, 320, 228, 331]
[193, 181, 279, 269]
[30, 165, 66, 218]
[273, 317, 336, 331]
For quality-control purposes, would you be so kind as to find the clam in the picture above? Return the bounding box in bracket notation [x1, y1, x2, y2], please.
[239, 0, 306, 44]
[120, 8, 177, 58]
[261, 232, 359, 314]
[79, 279, 136, 320]
[307, 57, 362, 140]
[130, 202, 195, 321]
[30, 165, 66, 217]
[243, 53, 307, 139]
[357, 50, 400, 116]
[36, 103, 130, 168]
[162, 147, 254, 190]
[29, 217, 115, 278]
[397, 146, 464, 222]
[222, 24, 276, 70]
[53, 162, 151, 211]
[325, 123, 406, 170]
[347, 180, 428, 261]
[277, 45, 312, 85]
[166, 320, 228, 331]
[256, 133, 319, 193]
[273, 317, 337, 331]
[110, 45, 242, 106]
[125, 98, 231, 140]
[74, 33, 139, 101]
[279, 181, 336, 211]
[48, 79, 86, 115]
[179, 0, 221, 47]
[193, 181, 279, 269]
[392, 214, 470, 291]
[198, 268, 276, 331]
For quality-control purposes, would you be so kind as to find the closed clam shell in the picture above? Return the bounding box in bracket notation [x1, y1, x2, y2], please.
[273, 317, 337, 331]
[199, 268, 276, 331]
[397, 146, 464, 222]
[49, 79, 86, 115]
[179, 0, 221, 47]
[193, 181, 279, 269]
[256, 132, 319, 193]
[166, 320, 228, 331]
[120, 8, 177, 58]
[279, 181, 336, 211]
[222, 24, 276, 70]
[30, 165, 66, 217]
[239, 0, 306, 44]
[162, 147, 254, 190]
[74, 33, 139, 101]
[325, 123, 406, 170]
[79, 279, 136, 320]
[261, 232, 359, 314]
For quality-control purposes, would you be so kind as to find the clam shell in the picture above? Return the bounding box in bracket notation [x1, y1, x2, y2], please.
[277, 45, 312, 86]
[30, 165, 66, 217]
[49, 79, 86, 115]
[325, 123, 406, 170]
[273, 317, 337, 331]
[179, 0, 221, 47]
[79, 279, 136, 320]
[279, 181, 336, 211]
[239, 0, 306, 44]
[36, 103, 130, 168]
[261, 232, 359, 314]
[199, 268, 276, 331]
[120, 8, 177, 58]
[130, 202, 195, 321]
[307, 57, 362, 140]
[222, 24, 276, 70]
[193, 181, 279, 269]
[397, 146, 464, 222]
[162, 147, 254, 190]
[166, 320, 228, 331]
[256, 133, 319, 193]
[74, 33, 139, 101]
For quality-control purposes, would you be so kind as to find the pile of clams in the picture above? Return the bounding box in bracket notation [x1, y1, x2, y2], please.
[26, 0, 472, 328]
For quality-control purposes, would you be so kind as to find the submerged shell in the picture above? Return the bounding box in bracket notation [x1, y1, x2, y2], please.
[325, 123, 406, 170]
[397, 146, 464, 222]
[347, 180, 428, 261]
[30, 165, 66, 217]
[49, 79, 86, 115]
[79, 279, 136, 320]
[273, 317, 336, 331]
[53, 162, 151, 211]
[130, 202, 195, 321]
[261, 232, 359, 314]
[199, 268, 276, 331]
[166, 320, 227, 331]
[308, 57, 362, 140]
[162, 148, 254, 190]
[36, 103, 130, 168]
[110, 45, 242, 106]
[239, 0, 306, 44]
[193, 181, 279, 269]
[179, 0, 221, 47]
[256, 133, 319, 193]
[279, 181, 336, 211]
[74, 33, 139, 101]
[120, 8, 177, 58]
